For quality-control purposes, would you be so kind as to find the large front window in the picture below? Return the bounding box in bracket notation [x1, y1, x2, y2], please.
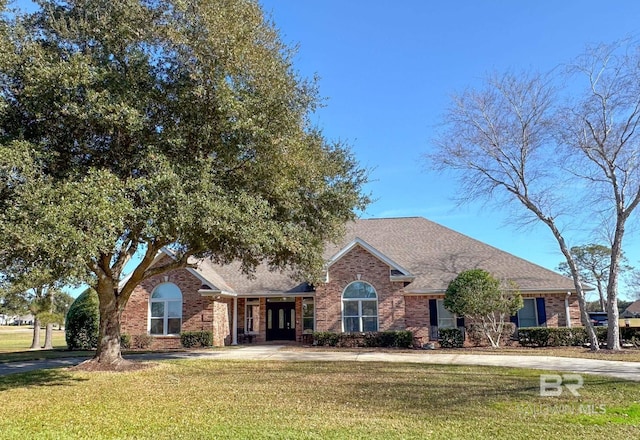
[150, 283, 182, 335]
[302, 297, 314, 334]
[518, 298, 538, 328]
[437, 299, 456, 329]
[245, 298, 260, 333]
[342, 281, 378, 332]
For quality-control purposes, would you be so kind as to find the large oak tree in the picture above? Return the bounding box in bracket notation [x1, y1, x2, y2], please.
[0, 0, 368, 367]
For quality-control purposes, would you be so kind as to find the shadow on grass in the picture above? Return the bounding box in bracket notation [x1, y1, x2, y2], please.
[0, 349, 94, 364]
[0, 367, 89, 391]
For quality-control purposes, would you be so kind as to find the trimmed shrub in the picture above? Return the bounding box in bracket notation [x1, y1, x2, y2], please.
[518, 327, 613, 347]
[120, 334, 131, 350]
[364, 331, 414, 348]
[313, 332, 340, 347]
[517, 327, 551, 347]
[65, 288, 99, 350]
[439, 328, 464, 348]
[312, 331, 414, 348]
[132, 333, 154, 349]
[181, 331, 214, 348]
[466, 323, 485, 347]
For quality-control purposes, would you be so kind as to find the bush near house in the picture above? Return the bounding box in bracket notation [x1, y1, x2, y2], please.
[180, 331, 214, 348]
[312, 331, 414, 348]
[438, 328, 464, 348]
[518, 327, 612, 347]
[65, 288, 99, 350]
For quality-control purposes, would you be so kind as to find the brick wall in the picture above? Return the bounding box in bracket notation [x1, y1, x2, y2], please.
[541, 293, 580, 327]
[404, 296, 430, 340]
[315, 245, 406, 332]
[212, 297, 231, 346]
[121, 264, 216, 349]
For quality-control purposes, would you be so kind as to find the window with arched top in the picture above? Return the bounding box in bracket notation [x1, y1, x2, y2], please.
[149, 283, 183, 335]
[342, 281, 378, 332]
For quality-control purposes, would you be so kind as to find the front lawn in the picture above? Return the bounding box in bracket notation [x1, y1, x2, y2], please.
[0, 360, 638, 439]
[0, 326, 67, 352]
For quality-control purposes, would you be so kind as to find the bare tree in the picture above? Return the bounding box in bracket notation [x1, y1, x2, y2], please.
[557, 41, 640, 350]
[430, 41, 640, 351]
[429, 71, 600, 350]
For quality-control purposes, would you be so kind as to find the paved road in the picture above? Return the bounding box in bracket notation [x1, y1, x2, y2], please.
[2, 346, 640, 382]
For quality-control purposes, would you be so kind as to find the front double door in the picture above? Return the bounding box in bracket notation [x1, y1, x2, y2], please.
[266, 301, 296, 341]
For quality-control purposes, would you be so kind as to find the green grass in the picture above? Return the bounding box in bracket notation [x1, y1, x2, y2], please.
[0, 360, 639, 439]
[0, 326, 67, 352]
[288, 345, 640, 362]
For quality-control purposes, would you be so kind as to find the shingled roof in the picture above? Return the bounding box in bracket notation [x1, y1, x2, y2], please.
[193, 217, 576, 296]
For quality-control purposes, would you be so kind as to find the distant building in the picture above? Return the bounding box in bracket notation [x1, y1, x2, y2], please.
[621, 300, 640, 318]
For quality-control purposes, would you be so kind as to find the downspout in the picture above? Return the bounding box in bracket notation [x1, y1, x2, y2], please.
[232, 297, 238, 345]
[565, 292, 572, 328]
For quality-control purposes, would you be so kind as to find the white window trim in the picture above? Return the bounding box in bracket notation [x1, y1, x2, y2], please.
[244, 298, 260, 334]
[148, 282, 183, 336]
[341, 281, 379, 333]
[302, 297, 315, 334]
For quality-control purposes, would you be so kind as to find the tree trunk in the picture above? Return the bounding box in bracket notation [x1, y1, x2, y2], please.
[538, 215, 600, 350]
[597, 280, 607, 313]
[30, 317, 41, 350]
[607, 230, 624, 350]
[43, 323, 53, 349]
[94, 290, 125, 365]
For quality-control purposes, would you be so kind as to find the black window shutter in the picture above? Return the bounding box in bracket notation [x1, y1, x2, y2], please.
[536, 298, 547, 326]
[510, 314, 519, 327]
[429, 299, 438, 326]
[456, 316, 465, 327]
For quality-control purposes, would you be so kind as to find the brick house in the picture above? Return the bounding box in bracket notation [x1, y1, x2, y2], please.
[121, 217, 581, 348]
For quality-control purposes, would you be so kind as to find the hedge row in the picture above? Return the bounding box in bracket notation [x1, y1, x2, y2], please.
[516, 326, 640, 347]
[313, 331, 414, 348]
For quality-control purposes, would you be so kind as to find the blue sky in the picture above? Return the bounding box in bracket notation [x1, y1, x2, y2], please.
[10, 0, 640, 298]
[258, 0, 640, 298]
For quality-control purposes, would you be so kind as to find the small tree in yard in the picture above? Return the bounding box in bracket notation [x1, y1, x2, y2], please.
[444, 269, 523, 348]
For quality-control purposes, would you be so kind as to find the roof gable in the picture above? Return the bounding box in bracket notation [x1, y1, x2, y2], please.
[326, 237, 415, 282]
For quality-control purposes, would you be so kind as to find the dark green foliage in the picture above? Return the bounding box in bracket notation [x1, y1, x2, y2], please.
[313, 332, 340, 347]
[312, 331, 414, 348]
[65, 289, 99, 350]
[120, 334, 131, 350]
[517, 328, 551, 347]
[466, 323, 485, 347]
[438, 328, 464, 348]
[364, 331, 414, 348]
[518, 327, 610, 347]
[0, 0, 369, 363]
[444, 269, 522, 348]
[180, 331, 214, 348]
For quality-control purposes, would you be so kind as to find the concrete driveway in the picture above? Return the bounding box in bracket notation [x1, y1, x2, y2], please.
[2, 346, 640, 382]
